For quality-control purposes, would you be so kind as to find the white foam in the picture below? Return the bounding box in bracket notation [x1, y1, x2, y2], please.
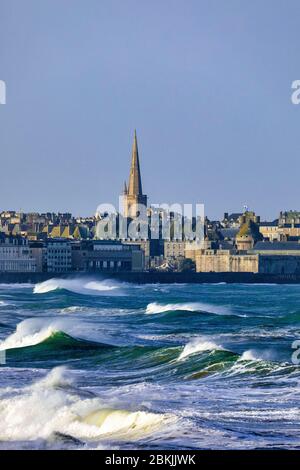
[0, 318, 74, 351]
[60, 306, 85, 314]
[239, 350, 261, 361]
[145, 302, 233, 316]
[239, 349, 276, 362]
[33, 278, 120, 295]
[31, 366, 73, 389]
[0, 367, 171, 442]
[0, 317, 114, 352]
[0, 283, 33, 290]
[84, 281, 118, 292]
[178, 337, 225, 360]
[80, 408, 166, 437]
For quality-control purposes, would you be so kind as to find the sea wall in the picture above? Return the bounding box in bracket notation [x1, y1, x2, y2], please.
[1, 271, 300, 284]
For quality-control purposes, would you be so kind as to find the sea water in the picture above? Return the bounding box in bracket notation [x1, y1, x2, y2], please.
[0, 279, 299, 449]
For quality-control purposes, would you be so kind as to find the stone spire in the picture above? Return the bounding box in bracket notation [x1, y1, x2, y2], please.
[128, 130, 143, 196]
[122, 130, 147, 219]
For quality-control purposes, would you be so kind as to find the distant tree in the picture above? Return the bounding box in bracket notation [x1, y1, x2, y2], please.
[178, 257, 195, 272]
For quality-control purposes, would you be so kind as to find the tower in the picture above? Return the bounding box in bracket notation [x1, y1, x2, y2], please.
[123, 130, 147, 218]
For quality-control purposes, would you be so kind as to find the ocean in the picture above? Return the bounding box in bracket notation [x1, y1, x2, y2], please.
[0, 278, 299, 450]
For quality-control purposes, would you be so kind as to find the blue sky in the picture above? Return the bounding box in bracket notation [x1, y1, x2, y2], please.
[0, 0, 300, 219]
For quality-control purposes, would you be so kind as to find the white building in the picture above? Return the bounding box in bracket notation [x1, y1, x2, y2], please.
[0, 234, 36, 272]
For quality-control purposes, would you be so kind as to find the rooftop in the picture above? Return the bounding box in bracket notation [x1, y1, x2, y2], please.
[252, 241, 300, 251]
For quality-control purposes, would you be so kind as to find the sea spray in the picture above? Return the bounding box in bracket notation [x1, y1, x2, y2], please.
[178, 337, 226, 360]
[0, 318, 76, 351]
[239, 349, 278, 362]
[0, 367, 171, 442]
[34, 278, 121, 295]
[145, 302, 234, 316]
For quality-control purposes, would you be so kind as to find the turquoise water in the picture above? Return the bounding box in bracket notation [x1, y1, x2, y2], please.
[0, 278, 300, 449]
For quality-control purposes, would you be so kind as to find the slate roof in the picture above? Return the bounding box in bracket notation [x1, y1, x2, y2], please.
[252, 241, 300, 251]
[259, 220, 278, 227]
[219, 228, 239, 239]
[227, 213, 242, 221]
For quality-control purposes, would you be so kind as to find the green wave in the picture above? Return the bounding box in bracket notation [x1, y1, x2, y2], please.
[4, 331, 298, 380]
[6, 331, 115, 362]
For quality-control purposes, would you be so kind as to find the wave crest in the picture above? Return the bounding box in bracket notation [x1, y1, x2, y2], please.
[178, 337, 226, 360]
[0, 318, 112, 352]
[0, 367, 171, 442]
[33, 278, 121, 295]
[0, 319, 62, 351]
[146, 302, 234, 316]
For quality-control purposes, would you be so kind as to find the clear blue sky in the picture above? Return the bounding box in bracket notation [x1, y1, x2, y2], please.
[1, 0, 300, 220]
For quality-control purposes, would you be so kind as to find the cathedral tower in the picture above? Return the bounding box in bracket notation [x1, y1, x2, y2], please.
[123, 130, 147, 218]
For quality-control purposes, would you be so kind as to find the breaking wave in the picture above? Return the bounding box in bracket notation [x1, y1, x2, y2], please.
[178, 337, 226, 360]
[238, 349, 278, 363]
[33, 278, 121, 295]
[0, 318, 76, 351]
[0, 367, 171, 442]
[145, 302, 235, 316]
[0, 318, 113, 355]
[239, 350, 263, 361]
[1, 317, 295, 379]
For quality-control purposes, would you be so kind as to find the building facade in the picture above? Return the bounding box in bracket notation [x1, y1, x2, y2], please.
[195, 249, 259, 273]
[45, 239, 72, 273]
[72, 240, 144, 272]
[259, 221, 279, 241]
[195, 240, 300, 274]
[0, 233, 36, 272]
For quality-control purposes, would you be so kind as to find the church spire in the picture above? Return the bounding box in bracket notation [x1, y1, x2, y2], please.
[128, 130, 143, 196]
[122, 130, 147, 219]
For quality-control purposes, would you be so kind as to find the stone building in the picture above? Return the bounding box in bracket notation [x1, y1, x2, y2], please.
[164, 240, 186, 260]
[235, 212, 262, 251]
[195, 249, 259, 273]
[259, 221, 279, 241]
[251, 241, 300, 256]
[259, 213, 300, 242]
[45, 239, 72, 273]
[0, 233, 36, 272]
[72, 240, 144, 272]
[279, 211, 300, 226]
[29, 241, 45, 272]
[184, 239, 212, 262]
[195, 240, 300, 274]
[222, 212, 243, 228]
[122, 239, 150, 267]
[268, 211, 300, 241]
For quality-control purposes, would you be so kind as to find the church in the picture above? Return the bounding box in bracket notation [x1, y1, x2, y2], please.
[122, 130, 148, 219]
[120, 130, 153, 267]
[120, 131, 194, 270]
